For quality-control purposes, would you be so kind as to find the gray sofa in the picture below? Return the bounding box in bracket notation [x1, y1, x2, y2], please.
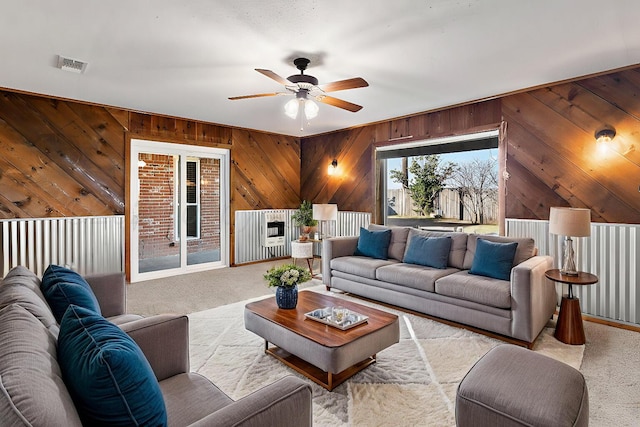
[0, 265, 312, 427]
[322, 225, 556, 345]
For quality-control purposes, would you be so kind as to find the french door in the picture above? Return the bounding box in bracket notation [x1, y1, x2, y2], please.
[130, 139, 229, 282]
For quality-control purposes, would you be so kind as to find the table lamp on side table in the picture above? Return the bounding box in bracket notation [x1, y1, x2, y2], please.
[312, 204, 338, 240]
[548, 207, 591, 276]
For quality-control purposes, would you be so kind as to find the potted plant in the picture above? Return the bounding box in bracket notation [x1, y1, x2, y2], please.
[291, 200, 318, 241]
[264, 264, 312, 309]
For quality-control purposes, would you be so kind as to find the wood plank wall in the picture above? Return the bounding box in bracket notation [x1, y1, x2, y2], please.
[0, 91, 301, 265]
[301, 68, 640, 225]
[503, 68, 640, 223]
[0, 92, 126, 217]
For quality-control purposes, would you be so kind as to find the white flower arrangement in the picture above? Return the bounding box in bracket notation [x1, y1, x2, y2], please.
[264, 264, 312, 288]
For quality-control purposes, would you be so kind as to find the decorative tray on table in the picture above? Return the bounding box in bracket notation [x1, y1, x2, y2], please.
[304, 307, 368, 330]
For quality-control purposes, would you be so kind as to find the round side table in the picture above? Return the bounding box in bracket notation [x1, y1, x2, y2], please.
[291, 240, 314, 276]
[545, 269, 598, 345]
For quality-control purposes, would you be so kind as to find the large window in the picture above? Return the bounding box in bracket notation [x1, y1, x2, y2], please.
[377, 130, 500, 232]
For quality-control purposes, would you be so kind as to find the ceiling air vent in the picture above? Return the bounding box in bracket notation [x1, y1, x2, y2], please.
[57, 55, 88, 73]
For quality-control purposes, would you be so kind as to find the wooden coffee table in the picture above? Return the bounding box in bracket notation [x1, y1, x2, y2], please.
[244, 290, 399, 390]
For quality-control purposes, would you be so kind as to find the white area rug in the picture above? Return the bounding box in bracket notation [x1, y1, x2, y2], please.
[188, 287, 584, 426]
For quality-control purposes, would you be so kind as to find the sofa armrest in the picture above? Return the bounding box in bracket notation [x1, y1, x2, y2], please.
[322, 236, 359, 286]
[510, 255, 556, 343]
[85, 272, 126, 318]
[188, 376, 312, 427]
[119, 314, 190, 381]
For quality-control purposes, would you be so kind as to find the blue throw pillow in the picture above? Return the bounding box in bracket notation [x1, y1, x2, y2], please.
[469, 238, 518, 281]
[403, 235, 452, 269]
[41, 264, 101, 323]
[354, 227, 392, 260]
[58, 305, 167, 427]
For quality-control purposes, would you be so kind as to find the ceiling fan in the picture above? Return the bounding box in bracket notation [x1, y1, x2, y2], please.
[229, 58, 368, 119]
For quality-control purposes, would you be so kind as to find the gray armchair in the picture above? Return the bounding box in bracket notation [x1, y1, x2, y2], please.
[118, 304, 313, 427]
[0, 266, 312, 427]
[90, 272, 313, 427]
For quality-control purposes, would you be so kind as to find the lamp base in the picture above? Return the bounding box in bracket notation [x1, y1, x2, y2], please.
[561, 237, 578, 276]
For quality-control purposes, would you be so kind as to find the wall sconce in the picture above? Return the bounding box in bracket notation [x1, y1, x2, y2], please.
[595, 126, 616, 153]
[328, 159, 338, 175]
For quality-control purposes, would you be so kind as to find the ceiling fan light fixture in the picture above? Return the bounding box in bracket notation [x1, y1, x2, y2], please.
[284, 98, 299, 119]
[231, 57, 368, 126]
[304, 99, 319, 119]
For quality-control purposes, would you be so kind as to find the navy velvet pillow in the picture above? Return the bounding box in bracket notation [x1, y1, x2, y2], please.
[41, 264, 101, 323]
[469, 238, 518, 281]
[58, 305, 167, 427]
[403, 235, 452, 269]
[354, 227, 392, 260]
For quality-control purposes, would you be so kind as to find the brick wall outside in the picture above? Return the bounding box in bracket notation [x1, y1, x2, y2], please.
[138, 153, 220, 261]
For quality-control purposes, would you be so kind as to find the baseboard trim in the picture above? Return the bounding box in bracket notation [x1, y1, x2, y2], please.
[582, 313, 640, 333]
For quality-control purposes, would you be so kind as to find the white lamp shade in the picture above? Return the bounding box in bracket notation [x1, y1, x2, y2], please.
[312, 204, 338, 221]
[549, 207, 591, 237]
[284, 98, 299, 119]
[304, 99, 319, 119]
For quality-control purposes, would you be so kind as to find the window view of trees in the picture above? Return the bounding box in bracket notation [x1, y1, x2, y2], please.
[389, 156, 455, 217]
[449, 158, 498, 225]
[387, 150, 498, 232]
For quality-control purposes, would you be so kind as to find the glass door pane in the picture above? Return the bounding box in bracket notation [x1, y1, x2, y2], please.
[137, 153, 180, 273]
[187, 157, 221, 266]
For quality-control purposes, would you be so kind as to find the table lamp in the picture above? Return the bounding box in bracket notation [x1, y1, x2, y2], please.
[548, 207, 591, 276]
[312, 204, 338, 240]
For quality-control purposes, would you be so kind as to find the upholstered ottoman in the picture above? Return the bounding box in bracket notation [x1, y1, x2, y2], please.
[456, 345, 589, 427]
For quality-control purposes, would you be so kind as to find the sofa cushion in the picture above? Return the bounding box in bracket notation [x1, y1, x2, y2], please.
[0, 304, 83, 426]
[331, 256, 397, 280]
[354, 227, 392, 260]
[58, 305, 167, 426]
[403, 235, 452, 269]
[469, 238, 518, 281]
[41, 264, 101, 323]
[463, 234, 536, 270]
[159, 373, 234, 426]
[0, 266, 59, 335]
[368, 224, 410, 261]
[435, 270, 512, 309]
[405, 229, 468, 269]
[376, 263, 460, 293]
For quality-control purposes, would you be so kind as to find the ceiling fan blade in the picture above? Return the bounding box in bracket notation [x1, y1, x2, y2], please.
[228, 93, 281, 100]
[318, 95, 363, 112]
[320, 77, 369, 93]
[255, 69, 292, 86]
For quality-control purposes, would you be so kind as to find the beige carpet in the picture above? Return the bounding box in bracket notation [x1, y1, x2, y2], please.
[126, 261, 318, 316]
[188, 286, 584, 427]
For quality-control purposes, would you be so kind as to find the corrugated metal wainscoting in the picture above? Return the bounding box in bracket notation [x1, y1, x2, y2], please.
[234, 210, 371, 265]
[507, 218, 639, 326]
[1, 216, 125, 277]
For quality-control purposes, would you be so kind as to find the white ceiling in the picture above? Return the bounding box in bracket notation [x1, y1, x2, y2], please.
[2, 0, 640, 137]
